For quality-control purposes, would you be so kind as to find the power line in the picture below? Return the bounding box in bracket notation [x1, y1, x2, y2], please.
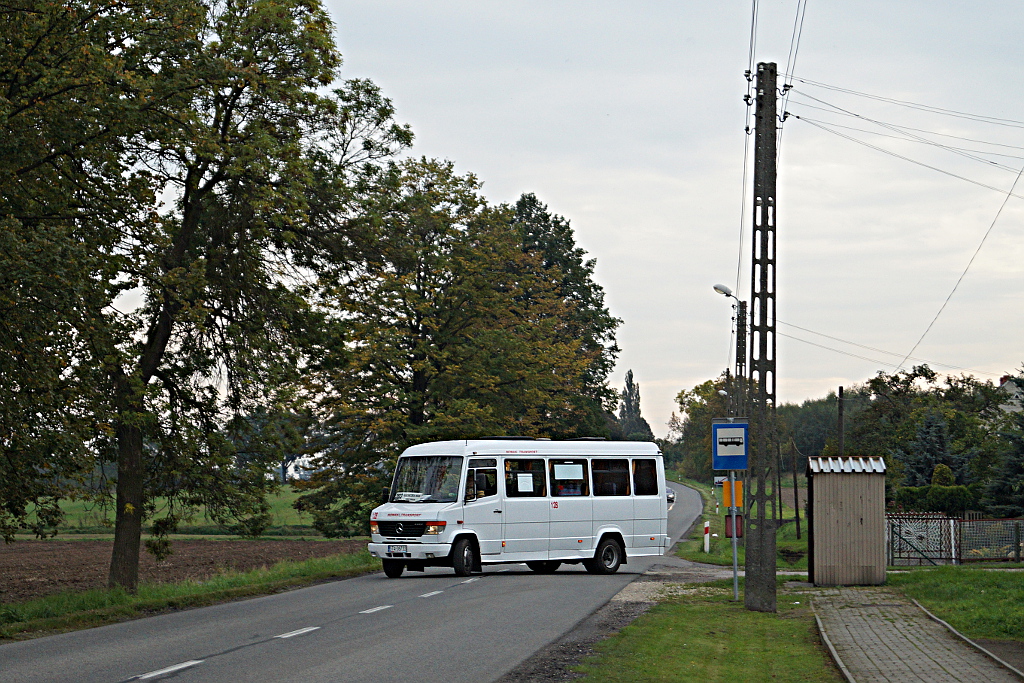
[789, 116, 1024, 162]
[896, 162, 1024, 371]
[791, 112, 1023, 173]
[776, 320, 1001, 376]
[778, 0, 810, 166]
[785, 76, 1024, 129]
[782, 99, 1024, 151]
[788, 91, 1024, 173]
[793, 116, 1024, 200]
[735, 0, 760, 297]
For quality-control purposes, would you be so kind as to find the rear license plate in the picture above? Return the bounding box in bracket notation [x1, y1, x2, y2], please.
[387, 545, 407, 553]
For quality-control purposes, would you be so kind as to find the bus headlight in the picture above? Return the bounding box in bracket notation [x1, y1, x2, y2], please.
[370, 521, 379, 534]
[424, 522, 447, 534]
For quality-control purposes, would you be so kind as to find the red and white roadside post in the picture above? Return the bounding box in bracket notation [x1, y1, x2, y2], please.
[703, 520, 710, 553]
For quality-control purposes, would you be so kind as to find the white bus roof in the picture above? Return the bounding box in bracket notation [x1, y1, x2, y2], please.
[400, 439, 661, 458]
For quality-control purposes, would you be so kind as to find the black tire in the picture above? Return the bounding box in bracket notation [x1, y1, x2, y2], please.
[584, 538, 623, 574]
[526, 561, 561, 573]
[452, 537, 476, 577]
[382, 559, 405, 578]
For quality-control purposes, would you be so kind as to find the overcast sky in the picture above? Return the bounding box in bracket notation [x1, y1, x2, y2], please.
[322, 1, 1024, 436]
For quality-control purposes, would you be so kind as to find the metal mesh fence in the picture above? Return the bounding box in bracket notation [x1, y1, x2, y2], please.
[960, 519, 1023, 562]
[885, 514, 1023, 564]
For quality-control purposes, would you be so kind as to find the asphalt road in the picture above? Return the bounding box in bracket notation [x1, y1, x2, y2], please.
[0, 482, 701, 683]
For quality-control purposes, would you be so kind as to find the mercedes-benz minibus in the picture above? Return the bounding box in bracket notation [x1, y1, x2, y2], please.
[367, 438, 669, 577]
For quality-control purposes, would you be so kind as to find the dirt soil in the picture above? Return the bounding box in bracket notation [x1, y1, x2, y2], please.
[0, 539, 366, 604]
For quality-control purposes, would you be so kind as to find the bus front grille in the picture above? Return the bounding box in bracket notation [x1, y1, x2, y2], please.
[378, 521, 426, 537]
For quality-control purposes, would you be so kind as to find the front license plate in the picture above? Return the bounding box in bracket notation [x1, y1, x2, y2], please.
[387, 545, 407, 553]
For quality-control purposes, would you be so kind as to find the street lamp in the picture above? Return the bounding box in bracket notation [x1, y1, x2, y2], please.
[713, 284, 747, 418]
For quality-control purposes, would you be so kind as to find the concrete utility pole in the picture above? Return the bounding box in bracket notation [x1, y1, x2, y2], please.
[745, 61, 778, 613]
[838, 386, 845, 456]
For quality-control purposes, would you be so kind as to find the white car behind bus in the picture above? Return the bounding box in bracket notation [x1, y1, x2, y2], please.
[367, 438, 668, 578]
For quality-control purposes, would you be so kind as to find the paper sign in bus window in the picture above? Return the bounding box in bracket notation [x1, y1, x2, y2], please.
[553, 464, 584, 480]
[716, 428, 746, 456]
[517, 473, 533, 493]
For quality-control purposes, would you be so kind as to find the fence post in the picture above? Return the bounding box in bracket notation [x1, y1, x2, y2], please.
[1015, 521, 1021, 564]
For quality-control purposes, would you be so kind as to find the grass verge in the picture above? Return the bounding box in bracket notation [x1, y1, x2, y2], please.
[0, 551, 379, 640]
[887, 565, 1024, 641]
[573, 579, 841, 682]
[672, 477, 808, 570]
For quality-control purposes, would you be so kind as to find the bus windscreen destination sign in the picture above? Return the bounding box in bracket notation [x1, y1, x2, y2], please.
[712, 420, 749, 471]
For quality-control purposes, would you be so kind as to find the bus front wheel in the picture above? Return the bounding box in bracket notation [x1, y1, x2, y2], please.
[584, 538, 622, 574]
[452, 537, 476, 577]
[382, 559, 405, 578]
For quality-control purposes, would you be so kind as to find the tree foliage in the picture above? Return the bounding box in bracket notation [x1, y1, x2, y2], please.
[670, 375, 729, 482]
[2, 0, 622, 581]
[295, 162, 620, 535]
[614, 370, 654, 441]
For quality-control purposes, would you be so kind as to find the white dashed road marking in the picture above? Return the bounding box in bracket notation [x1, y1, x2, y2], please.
[419, 591, 443, 598]
[275, 626, 320, 639]
[137, 660, 204, 679]
[359, 605, 393, 614]
[461, 578, 479, 584]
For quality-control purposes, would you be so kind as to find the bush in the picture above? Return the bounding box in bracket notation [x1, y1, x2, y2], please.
[894, 484, 976, 515]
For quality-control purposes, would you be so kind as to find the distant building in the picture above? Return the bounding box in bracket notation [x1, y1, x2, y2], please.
[998, 375, 1023, 414]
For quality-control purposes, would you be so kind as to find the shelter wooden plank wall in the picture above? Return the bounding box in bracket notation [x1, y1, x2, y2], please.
[812, 472, 886, 585]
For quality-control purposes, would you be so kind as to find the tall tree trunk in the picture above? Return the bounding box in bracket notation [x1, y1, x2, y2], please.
[108, 417, 144, 590]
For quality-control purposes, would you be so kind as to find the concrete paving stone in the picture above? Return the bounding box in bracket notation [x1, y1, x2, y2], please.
[813, 586, 1020, 683]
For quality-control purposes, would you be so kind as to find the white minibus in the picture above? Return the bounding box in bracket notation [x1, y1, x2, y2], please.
[367, 438, 669, 578]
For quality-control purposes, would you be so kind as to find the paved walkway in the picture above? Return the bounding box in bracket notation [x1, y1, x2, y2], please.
[813, 586, 1022, 682]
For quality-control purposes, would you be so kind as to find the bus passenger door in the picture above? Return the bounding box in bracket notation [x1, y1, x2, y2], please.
[501, 458, 548, 561]
[592, 459, 633, 547]
[632, 458, 663, 548]
[549, 459, 594, 558]
[462, 462, 502, 556]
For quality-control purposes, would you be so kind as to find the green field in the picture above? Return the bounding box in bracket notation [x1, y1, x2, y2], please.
[29, 486, 317, 536]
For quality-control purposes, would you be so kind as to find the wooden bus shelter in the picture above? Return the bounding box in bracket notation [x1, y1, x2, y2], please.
[807, 456, 887, 586]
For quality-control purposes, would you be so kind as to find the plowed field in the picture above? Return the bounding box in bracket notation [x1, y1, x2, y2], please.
[0, 539, 366, 604]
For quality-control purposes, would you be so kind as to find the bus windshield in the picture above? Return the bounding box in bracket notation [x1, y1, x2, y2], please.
[390, 456, 464, 503]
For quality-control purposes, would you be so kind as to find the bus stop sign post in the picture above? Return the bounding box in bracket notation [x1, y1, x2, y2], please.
[712, 418, 749, 602]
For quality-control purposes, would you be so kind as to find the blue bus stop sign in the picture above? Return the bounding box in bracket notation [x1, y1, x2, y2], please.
[712, 420, 749, 471]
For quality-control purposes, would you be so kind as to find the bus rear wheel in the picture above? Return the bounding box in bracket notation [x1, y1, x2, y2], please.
[382, 559, 405, 578]
[583, 538, 622, 574]
[526, 561, 561, 573]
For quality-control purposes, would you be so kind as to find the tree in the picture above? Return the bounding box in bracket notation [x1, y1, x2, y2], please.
[892, 410, 957, 487]
[981, 412, 1024, 518]
[777, 392, 843, 464]
[616, 370, 654, 441]
[0, 0, 202, 541]
[11, 0, 413, 590]
[297, 159, 613, 534]
[513, 194, 620, 433]
[673, 375, 730, 482]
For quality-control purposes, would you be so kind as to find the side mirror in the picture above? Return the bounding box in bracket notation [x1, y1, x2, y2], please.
[464, 471, 476, 502]
[380, 487, 390, 504]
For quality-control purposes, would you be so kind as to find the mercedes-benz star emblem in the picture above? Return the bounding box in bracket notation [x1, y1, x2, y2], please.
[395, 523, 405, 535]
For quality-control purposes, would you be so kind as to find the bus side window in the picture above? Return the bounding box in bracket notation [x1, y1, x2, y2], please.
[475, 469, 498, 498]
[632, 459, 658, 496]
[550, 460, 589, 497]
[505, 459, 546, 497]
[593, 459, 630, 496]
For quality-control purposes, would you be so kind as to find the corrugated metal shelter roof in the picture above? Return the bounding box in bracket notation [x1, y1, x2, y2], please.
[808, 456, 886, 474]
